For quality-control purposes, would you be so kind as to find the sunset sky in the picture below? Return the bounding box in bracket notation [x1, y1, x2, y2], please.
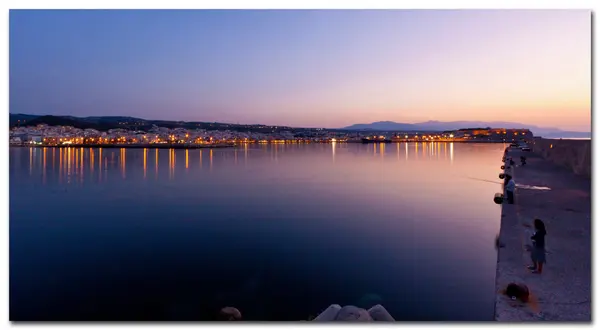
[9, 10, 591, 131]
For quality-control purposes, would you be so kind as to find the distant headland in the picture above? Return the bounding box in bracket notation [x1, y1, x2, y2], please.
[342, 121, 590, 139]
[10, 113, 544, 148]
[9, 114, 590, 139]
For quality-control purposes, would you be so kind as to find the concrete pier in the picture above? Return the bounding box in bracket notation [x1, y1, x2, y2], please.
[494, 148, 591, 321]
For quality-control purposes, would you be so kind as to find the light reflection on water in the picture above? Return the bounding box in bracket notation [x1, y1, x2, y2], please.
[10, 142, 504, 321]
[19, 142, 470, 184]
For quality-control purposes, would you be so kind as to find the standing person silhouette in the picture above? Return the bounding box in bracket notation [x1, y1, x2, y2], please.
[505, 174, 515, 204]
[529, 219, 547, 274]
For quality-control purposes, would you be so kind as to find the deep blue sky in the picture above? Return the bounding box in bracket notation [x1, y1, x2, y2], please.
[9, 10, 591, 130]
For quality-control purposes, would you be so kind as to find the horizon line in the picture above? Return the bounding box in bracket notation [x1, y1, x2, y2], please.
[9, 112, 592, 133]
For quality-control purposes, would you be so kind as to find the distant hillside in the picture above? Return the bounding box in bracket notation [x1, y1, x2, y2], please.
[9, 113, 296, 134]
[18, 115, 133, 131]
[342, 120, 590, 138]
[27, 116, 97, 129]
[9, 113, 40, 126]
[83, 116, 147, 123]
[343, 121, 418, 131]
[11, 114, 590, 138]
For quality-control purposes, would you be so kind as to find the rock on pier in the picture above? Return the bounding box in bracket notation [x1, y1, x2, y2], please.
[313, 304, 395, 321]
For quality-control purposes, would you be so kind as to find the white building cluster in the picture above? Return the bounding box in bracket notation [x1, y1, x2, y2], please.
[9, 124, 348, 146]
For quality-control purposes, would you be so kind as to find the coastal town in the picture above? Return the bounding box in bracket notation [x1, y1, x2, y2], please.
[9, 123, 534, 147]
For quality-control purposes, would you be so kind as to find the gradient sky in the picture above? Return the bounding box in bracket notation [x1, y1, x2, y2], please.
[9, 10, 591, 130]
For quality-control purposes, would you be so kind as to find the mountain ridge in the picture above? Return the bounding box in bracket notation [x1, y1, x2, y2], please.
[8, 113, 296, 134]
[342, 121, 590, 138]
[9, 114, 590, 138]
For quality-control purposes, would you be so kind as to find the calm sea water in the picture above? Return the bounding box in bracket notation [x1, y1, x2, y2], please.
[10, 143, 504, 321]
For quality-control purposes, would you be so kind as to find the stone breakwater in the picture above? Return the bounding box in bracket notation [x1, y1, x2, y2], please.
[494, 148, 591, 321]
[531, 138, 591, 178]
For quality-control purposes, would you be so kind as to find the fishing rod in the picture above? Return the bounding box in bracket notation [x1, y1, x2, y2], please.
[461, 176, 503, 185]
[461, 176, 550, 191]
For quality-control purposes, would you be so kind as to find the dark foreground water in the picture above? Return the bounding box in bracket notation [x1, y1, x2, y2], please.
[10, 143, 504, 321]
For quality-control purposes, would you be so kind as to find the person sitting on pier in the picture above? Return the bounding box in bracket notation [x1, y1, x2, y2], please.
[505, 174, 515, 204]
[528, 219, 547, 274]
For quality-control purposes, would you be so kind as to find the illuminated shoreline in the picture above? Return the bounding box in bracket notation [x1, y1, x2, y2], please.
[9, 139, 514, 149]
[10, 143, 236, 149]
